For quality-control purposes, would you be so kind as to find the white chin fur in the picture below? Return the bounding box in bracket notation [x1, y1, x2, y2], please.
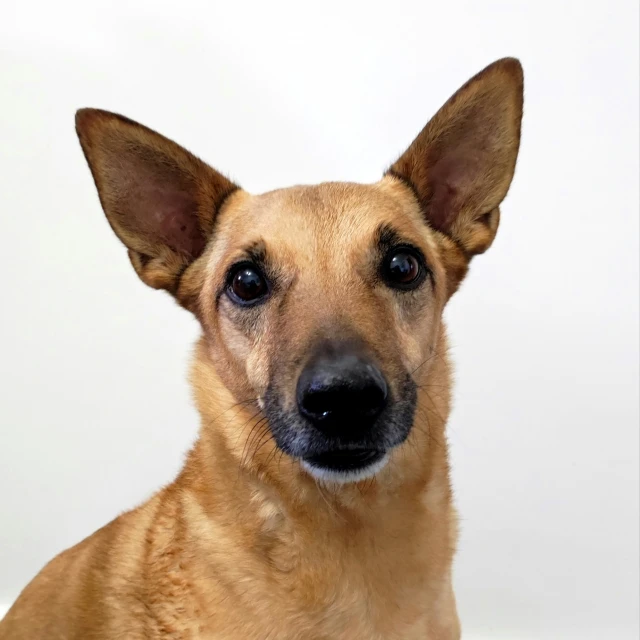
[301, 453, 390, 485]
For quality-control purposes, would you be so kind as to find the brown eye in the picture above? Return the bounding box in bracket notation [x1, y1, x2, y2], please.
[227, 263, 269, 305]
[383, 248, 426, 290]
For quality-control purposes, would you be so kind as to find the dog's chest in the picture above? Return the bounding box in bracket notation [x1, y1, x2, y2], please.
[189, 556, 434, 640]
[179, 511, 445, 639]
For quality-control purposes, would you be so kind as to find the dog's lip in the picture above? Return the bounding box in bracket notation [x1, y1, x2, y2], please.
[302, 448, 385, 471]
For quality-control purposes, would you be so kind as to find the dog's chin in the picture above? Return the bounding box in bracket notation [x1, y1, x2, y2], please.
[300, 449, 390, 484]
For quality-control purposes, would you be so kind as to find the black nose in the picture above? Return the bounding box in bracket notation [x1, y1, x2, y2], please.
[296, 350, 388, 438]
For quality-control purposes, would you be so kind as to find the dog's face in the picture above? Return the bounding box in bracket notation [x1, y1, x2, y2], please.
[199, 181, 445, 482]
[76, 59, 523, 484]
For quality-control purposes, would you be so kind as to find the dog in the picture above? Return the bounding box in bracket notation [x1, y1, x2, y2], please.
[0, 58, 523, 639]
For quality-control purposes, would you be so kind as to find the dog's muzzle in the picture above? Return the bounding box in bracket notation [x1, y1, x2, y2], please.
[264, 341, 416, 483]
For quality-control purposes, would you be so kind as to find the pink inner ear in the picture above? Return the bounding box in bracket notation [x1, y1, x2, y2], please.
[114, 151, 206, 260]
[139, 185, 205, 258]
[427, 151, 482, 232]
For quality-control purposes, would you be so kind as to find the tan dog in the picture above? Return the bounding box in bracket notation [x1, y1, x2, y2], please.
[0, 58, 523, 639]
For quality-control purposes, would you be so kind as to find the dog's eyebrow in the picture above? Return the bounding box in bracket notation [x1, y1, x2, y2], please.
[236, 240, 267, 266]
[374, 224, 430, 271]
[375, 223, 405, 250]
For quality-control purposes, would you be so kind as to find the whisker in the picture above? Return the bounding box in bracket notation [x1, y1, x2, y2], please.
[205, 397, 261, 429]
[236, 412, 264, 475]
[261, 440, 281, 471]
[251, 424, 276, 460]
[315, 480, 344, 521]
[241, 417, 270, 467]
[413, 401, 446, 450]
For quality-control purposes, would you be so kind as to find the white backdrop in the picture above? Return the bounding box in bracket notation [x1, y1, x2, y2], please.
[1, 1, 638, 638]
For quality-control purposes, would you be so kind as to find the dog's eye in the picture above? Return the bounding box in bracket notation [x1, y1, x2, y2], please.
[227, 263, 269, 305]
[382, 248, 426, 290]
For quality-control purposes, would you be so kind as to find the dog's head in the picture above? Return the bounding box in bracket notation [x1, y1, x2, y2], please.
[76, 59, 523, 484]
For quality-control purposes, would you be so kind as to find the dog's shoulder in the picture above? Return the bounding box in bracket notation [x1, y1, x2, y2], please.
[0, 493, 164, 639]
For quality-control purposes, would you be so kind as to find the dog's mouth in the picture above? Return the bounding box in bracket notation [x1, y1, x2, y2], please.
[304, 448, 384, 471]
[300, 448, 389, 483]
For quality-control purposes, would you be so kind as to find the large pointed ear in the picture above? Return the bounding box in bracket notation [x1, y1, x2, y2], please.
[75, 109, 239, 310]
[387, 58, 523, 257]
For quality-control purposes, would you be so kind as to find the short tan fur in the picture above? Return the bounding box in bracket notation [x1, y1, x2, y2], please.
[0, 58, 523, 640]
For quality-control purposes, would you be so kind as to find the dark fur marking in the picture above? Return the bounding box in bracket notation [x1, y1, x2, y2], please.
[209, 184, 240, 240]
[138, 253, 152, 268]
[172, 262, 190, 296]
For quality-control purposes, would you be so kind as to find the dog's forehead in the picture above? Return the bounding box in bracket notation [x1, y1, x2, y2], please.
[248, 182, 403, 237]
[216, 179, 426, 254]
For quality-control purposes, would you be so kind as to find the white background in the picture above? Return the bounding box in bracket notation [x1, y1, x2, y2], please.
[1, 1, 638, 638]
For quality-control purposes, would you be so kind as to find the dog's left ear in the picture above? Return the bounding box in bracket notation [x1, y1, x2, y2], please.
[75, 109, 239, 310]
[388, 58, 523, 257]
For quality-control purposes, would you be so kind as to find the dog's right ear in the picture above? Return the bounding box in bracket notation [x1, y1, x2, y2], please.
[387, 58, 523, 259]
[75, 109, 239, 310]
